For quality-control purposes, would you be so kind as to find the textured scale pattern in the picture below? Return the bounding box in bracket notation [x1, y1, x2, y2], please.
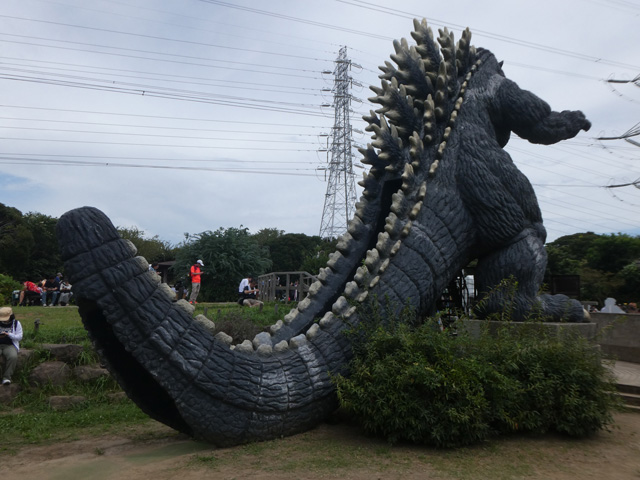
[56, 19, 591, 446]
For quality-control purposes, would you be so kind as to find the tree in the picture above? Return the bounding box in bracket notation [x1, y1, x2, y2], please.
[545, 232, 640, 304]
[0, 203, 34, 280]
[585, 233, 640, 273]
[300, 239, 338, 275]
[0, 204, 62, 280]
[174, 227, 272, 302]
[617, 262, 640, 301]
[117, 226, 176, 263]
[255, 231, 331, 273]
[252, 227, 284, 247]
[266, 234, 322, 272]
[22, 212, 61, 279]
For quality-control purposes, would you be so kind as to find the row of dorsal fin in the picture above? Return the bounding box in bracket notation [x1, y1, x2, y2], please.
[296, 22, 479, 331]
[365, 19, 475, 149]
[362, 19, 476, 177]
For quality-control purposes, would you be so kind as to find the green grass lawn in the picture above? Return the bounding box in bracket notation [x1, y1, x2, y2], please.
[12, 301, 295, 346]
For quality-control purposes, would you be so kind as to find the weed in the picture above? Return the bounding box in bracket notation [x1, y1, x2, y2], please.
[191, 454, 219, 466]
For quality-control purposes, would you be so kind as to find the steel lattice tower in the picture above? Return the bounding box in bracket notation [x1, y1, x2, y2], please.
[319, 46, 358, 239]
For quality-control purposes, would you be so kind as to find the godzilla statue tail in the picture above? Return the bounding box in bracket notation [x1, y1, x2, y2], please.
[57, 19, 590, 446]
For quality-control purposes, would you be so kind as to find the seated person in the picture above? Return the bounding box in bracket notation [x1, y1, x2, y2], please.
[0, 307, 23, 385]
[58, 278, 73, 306]
[18, 280, 43, 306]
[41, 274, 60, 307]
[173, 279, 187, 301]
[238, 277, 264, 309]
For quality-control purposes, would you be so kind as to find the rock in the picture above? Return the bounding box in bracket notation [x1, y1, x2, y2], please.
[40, 344, 85, 364]
[49, 395, 86, 411]
[0, 348, 34, 373]
[107, 392, 127, 402]
[194, 314, 216, 335]
[74, 364, 109, 382]
[29, 361, 72, 387]
[0, 383, 21, 405]
[17, 348, 35, 365]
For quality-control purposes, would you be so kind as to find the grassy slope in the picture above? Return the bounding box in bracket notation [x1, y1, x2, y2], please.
[0, 302, 295, 452]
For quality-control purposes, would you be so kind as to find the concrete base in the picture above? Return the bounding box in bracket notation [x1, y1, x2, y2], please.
[590, 313, 640, 363]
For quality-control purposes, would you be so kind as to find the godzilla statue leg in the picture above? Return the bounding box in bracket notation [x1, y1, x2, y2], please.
[474, 227, 585, 321]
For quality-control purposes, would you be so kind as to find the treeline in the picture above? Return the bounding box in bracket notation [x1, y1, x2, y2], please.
[2, 202, 639, 304]
[545, 232, 640, 304]
[0, 203, 336, 302]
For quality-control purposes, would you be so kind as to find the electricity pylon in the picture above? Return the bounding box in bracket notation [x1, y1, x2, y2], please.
[319, 46, 358, 239]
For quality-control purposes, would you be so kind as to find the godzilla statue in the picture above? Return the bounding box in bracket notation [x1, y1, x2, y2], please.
[56, 20, 591, 446]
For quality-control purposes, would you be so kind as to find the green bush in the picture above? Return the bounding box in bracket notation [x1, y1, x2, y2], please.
[0, 273, 21, 305]
[333, 302, 621, 448]
[207, 302, 296, 343]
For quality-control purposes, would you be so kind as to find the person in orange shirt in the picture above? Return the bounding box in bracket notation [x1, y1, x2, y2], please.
[189, 259, 204, 304]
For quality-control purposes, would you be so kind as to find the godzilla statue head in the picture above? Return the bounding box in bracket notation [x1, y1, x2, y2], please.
[56, 19, 591, 446]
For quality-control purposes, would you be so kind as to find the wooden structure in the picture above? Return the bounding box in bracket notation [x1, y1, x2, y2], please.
[256, 272, 317, 303]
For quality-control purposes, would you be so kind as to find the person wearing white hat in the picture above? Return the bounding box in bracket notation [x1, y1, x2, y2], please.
[0, 307, 23, 385]
[189, 259, 204, 304]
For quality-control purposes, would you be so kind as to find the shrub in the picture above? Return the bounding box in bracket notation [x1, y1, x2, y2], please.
[205, 302, 295, 343]
[333, 301, 621, 448]
[0, 273, 21, 305]
[212, 310, 267, 343]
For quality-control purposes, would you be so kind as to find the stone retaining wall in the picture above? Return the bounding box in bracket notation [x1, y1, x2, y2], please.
[460, 319, 598, 340]
[460, 315, 639, 364]
[590, 312, 640, 363]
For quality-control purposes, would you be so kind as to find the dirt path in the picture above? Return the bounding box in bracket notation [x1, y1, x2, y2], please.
[4, 412, 640, 480]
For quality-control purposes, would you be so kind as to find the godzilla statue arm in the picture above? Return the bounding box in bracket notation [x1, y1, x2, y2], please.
[57, 19, 591, 446]
[492, 77, 592, 146]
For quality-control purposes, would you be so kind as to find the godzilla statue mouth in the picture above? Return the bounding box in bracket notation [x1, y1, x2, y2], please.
[56, 19, 590, 446]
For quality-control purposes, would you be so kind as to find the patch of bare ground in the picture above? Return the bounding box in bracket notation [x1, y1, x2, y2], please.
[2, 412, 639, 480]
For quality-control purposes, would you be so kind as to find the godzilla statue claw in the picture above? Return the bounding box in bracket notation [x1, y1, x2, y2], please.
[57, 19, 590, 446]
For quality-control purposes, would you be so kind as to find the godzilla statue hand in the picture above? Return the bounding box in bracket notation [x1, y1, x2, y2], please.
[56, 19, 590, 446]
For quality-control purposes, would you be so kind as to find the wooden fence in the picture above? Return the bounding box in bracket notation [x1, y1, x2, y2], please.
[256, 271, 317, 303]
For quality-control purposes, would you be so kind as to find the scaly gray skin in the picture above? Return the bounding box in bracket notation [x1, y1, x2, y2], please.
[56, 19, 590, 446]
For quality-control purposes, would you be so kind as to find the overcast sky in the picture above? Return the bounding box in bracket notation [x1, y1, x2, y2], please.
[1, 0, 639, 246]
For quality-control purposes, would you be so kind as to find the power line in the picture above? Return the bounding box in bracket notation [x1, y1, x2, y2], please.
[0, 59, 328, 96]
[596, 121, 640, 140]
[0, 37, 325, 81]
[0, 154, 319, 176]
[606, 178, 640, 189]
[0, 69, 325, 110]
[0, 116, 325, 136]
[0, 73, 328, 116]
[0, 125, 322, 144]
[0, 104, 327, 127]
[33, 0, 337, 57]
[0, 152, 321, 165]
[336, 0, 640, 71]
[0, 137, 321, 151]
[0, 15, 330, 62]
[1, 0, 638, 241]
[196, 0, 392, 41]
